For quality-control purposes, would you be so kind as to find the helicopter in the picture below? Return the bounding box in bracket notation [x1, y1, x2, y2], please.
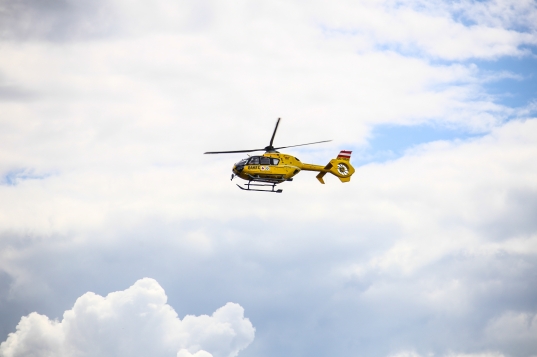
[204, 118, 355, 193]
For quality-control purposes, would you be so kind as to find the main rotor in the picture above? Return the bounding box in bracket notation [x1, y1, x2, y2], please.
[204, 118, 332, 155]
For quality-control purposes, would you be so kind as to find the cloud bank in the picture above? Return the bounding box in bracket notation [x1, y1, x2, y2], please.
[0, 0, 536, 357]
[0, 278, 255, 357]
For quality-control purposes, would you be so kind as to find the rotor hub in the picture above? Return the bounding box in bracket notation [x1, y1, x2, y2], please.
[264, 146, 279, 153]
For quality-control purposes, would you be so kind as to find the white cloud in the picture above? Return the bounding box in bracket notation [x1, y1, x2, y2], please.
[306, 0, 537, 60]
[177, 350, 214, 357]
[348, 119, 537, 271]
[453, 0, 537, 31]
[484, 311, 537, 353]
[0, 278, 254, 357]
[389, 351, 423, 357]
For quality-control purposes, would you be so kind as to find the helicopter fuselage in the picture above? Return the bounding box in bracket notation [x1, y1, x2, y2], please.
[232, 152, 334, 184]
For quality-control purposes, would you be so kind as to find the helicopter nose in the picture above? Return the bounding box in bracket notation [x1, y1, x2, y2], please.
[235, 164, 244, 173]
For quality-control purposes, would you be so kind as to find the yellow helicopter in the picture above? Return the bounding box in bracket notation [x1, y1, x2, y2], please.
[204, 118, 355, 193]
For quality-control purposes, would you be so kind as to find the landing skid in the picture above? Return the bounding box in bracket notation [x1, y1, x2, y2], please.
[236, 181, 282, 193]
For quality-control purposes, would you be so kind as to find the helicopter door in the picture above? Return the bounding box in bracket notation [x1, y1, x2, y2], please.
[259, 157, 271, 165]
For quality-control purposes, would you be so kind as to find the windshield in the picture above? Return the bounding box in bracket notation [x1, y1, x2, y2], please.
[236, 159, 248, 166]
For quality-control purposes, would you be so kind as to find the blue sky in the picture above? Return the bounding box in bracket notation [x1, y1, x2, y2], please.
[0, 1, 536, 357]
[476, 55, 537, 107]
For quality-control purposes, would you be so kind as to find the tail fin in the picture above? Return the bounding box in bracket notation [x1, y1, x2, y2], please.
[316, 150, 355, 184]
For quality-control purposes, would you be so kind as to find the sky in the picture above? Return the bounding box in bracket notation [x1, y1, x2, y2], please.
[0, 0, 536, 357]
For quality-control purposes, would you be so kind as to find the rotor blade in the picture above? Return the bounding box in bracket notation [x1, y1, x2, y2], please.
[274, 139, 332, 150]
[204, 148, 265, 154]
[269, 117, 281, 147]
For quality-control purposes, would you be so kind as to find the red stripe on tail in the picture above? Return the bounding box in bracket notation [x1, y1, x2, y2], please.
[337, 150, 352, 158]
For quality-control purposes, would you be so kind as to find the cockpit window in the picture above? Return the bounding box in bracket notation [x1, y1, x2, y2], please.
[259, 157, 271, 165]
[246, 156, 279, 165]
[236, 159, 248, 166]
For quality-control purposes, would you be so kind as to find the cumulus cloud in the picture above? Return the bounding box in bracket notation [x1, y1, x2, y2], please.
[0, 278, 255, 357]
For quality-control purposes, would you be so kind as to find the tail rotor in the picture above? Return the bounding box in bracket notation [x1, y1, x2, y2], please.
[316, 150, 355, 184]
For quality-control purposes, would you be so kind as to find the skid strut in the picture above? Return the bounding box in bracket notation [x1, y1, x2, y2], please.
[237, 181, 282, 193]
